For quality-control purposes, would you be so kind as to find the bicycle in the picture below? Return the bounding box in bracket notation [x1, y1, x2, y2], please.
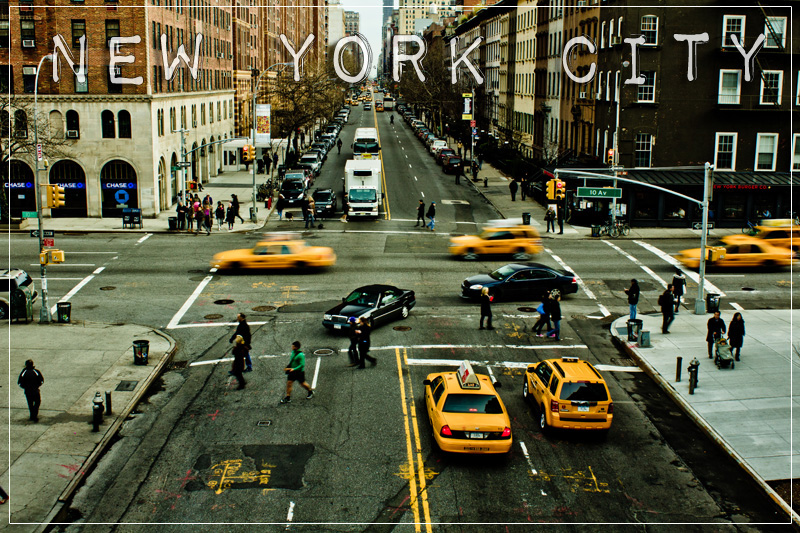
[614, 220, 631, 236]
[598, 222, 620, 238]
[742, 220, 758, 235]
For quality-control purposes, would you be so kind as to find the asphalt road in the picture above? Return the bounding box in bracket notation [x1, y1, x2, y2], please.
[7, 103, 792, 530]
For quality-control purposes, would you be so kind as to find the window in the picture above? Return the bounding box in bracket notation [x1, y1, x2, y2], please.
[22, 66, 36, 93]
[637, 71, 656, 102]
[718, 70, 741, 104]
[66, 110, 79, 135]
[180, 106, 186, 128]
[754, 133, 778, 171]
[118, 110, 131, 138]
[0, 110, 8, 138]
[764, 16, 786, 49]
[600, 21, 606, 48]
[105, 19, 120, 45]
[714, 133, 737, 170]
[797, 71, 800, 106]
[793, 134, 800, 171]
[759, 70, 782, 105]
[74, 72, 87, 93]
[13, 110, 28, 138]
[101, 110, 115, 138]
[191, 104, 196, 127]
[20, 19, 34, 43]
[614, 71, 621, 102]
[0, 18, 9, 48]
[71, 19, 85, 47]
[722, 15, 745, 47]
[107, 65, 122, 93]
[635, 133, 653, 167]
[169, 108, 176, 131]
[640, 15, 658, 45]
[605, 70, 611, 101]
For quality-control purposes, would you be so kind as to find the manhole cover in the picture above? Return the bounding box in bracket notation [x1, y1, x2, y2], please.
[189, 276, 207, 282]
[518, 306, 537, 312]
[100, 286, 116, 291]
[214, 299, 235, 305]
[393, 326, 412, 331]
[313, 348, 335, 356]
[742, 287, 755, 291]
[169, 361, 188, 370]
[188, 269, 204, 274]
[115, 380, 139, 391]
[204, 314, 223, 320]
[257, 420, 272, 427]
[252, 305, 276, 312]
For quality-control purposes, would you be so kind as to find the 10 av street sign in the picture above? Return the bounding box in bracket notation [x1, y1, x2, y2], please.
[576, 187, 622, 199]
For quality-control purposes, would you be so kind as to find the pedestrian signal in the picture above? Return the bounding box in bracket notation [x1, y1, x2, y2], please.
[546, 179, 556, 201]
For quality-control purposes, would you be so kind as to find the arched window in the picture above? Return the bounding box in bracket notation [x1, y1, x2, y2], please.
[0, 110, 8, 138]
[118, 110, 131, 138]
[49, 110, 63, 138]
[14, 110, 27, 138]
[66, 110, 80, 136]
[101, 110, 115, 138]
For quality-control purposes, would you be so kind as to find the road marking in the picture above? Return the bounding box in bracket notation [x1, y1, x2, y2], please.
[189, 353, 284, 367]
[371, 344, 588, 353]
[136, 234, 152, 245]
[394, 348, 422, 531]
[486, 365, 496, 382]
[594, 364, 642, 373]
[57, 251, 117, 254]
[49, 272, 97, 315]
[730, 302, 744, 311]
[408, 164, 412, 168]
[414, 176, 417, 181]
[92, 266, 105, 274]
[544, 249, 609, 317]
[602, 240, 667, 289]
[285, 501, 295, 529]
[32, 263, 95, 267]
[311, 356, 321, 389]
[405, 154, 408, 158]
[519, 441, 538, 476]
[167, 270, 217, 329]
[31, 278, 84, 281]
[633, 240, 726, 297]
[420, 191, 425, 198]
[403, 347, 432, 532]
[405, 357, 580, 368]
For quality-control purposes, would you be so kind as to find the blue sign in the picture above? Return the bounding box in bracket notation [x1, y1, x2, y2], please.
[54, 182, 85, 189]
[115, 189, 130, 205]
[5, 182, 32, 188]
[102, 182, 137, 189]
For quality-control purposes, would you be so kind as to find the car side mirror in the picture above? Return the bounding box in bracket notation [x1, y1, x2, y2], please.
[423, 379, 431, 386]
[342, 297, 346, 303]
[527, 365, 536, 373]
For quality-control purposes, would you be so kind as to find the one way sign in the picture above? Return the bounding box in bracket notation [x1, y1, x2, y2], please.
[30, 230, 55, 238]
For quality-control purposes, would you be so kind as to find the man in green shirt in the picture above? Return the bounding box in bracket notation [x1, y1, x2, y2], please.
[281, 341, 314, 403]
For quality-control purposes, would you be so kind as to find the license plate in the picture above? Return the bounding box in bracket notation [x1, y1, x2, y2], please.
[468, 432, 485, 439]
[334, 324, 341, 330]
[577, 406, 589, 412]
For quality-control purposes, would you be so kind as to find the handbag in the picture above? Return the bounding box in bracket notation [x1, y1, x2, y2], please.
[536, 303, 545, 315]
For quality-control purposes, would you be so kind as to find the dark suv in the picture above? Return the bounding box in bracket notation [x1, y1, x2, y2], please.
[312, 188, 337, 217]
[279, 177, 308, 207]
[0, 269, 37, 321]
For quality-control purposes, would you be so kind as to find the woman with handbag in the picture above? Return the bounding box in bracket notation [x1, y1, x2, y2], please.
[533, 293, 552, 336]
[230, 336, 247, 390]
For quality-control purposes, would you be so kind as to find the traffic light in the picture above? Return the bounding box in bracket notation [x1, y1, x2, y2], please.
[554, 180, 566, 201]
[39, 249, 65, 265]
[52, 185, 65, 208]
[607, 148, 615, 166]
[242, 145, 251, 161]
[546, 179, 556, 200]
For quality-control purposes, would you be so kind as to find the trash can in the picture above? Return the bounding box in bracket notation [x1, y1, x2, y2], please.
[591, 225, 601, 237]
[56, 301, 71, 323]
[133, 340, 150, 365]
[706, 293, 721, 313]
[521, 212, 531, 225]
[168, 216, 178, 230]
[250, 206, 257, 222]
[627, 319, 643, 341]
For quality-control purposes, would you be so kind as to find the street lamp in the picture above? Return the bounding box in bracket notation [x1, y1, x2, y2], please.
[251, 61, 293, 222]
[33, 53, 53, 323]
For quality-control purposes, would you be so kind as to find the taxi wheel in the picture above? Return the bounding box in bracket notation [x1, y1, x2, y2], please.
[522, 380, 530, 402]
[401, 305, 410, 319]
[538, 407, 549, 432]
[463, 250, 479, 261]
[295, 261, 307, 269]
[512, 249, 530, 261]
[230, 262, 242, 271]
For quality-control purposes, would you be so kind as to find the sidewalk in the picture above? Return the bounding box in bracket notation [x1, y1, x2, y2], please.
[611, 310, 799, 522]
[1, 320, 176, 530]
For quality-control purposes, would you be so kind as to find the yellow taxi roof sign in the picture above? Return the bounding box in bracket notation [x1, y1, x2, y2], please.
[457, 361, 481, 389]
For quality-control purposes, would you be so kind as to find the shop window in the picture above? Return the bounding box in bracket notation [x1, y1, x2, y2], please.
[722, 193, 746, 219]
[633, 190, 657, 219]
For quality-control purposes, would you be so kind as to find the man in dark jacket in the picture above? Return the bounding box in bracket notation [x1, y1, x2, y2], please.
[545, 291, 562, 340]
[625, 279, 640, 320]
[355, 317, 376, 368]
[230, 313, 252, 371]
[706, 311, 726, 358]
[415, 200, 425, 227]
[347, 317, 360, 367]
[18, 359, 44, 422]
[509, 179, 518, 201]
[659, 285, 675, 334]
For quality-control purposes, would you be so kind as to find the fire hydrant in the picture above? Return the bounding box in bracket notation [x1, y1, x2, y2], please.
[483, 177, 488, 188]
[688, 358, 700, 395]
[92, 392, 104, 432]
[267, 196, 273, 209]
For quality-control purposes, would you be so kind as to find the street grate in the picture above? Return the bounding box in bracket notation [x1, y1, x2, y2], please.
[204, 314, 223, 320]
[257, 420, 272, 427]
[214, 299, 234, 305]
[115, 380, 139, 392]
[393, 326, 411, 331]
[252, 305, 276, 312]
[100, 286, 116, 291]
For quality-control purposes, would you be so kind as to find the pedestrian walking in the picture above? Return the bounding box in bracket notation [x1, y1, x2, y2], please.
[281, 341, 314, 403]
[347, 317, 360, 367]
[203, 194, 213, 208]
[277, 196, 285, 221]
[0, 485, 8, 504]
[355, 317, 377, 368]
[672, 269, 686, 313]
[337, 138, 343, 154]
[471, 160, 479, 180]
[477, 153, 483, 170]
[545, 290, 562, 341]
[305, 195, 316, 228]
[532, 293, 552, 336]
[226, 202, 236, 230]
[478, 287, 494, 330]
[426, 201, 436, 231]
[706, 310, 726, 358]
[176, 201, 186, 230]
[728, 312, 745, 361]
[17, 359, 43, 422]
[231, 194, 245, 223]
[544, 207, 556, 233]
[215, 201, 225, 230]
[557, 207, 564, 234]
[230, 313, 252, 371]
[659, 285, 675, 334]
[415, 200, 425, 227]
[509, 179, 518, 201]
[204, 204, 212, 235]
[263, 153, 272, 175]
[302, 195, 311, 228]
[520, 175, 528, 201]
[624, 279, 640, 320]
[457, 140, 463, 157]
[230, 335, 247, 389]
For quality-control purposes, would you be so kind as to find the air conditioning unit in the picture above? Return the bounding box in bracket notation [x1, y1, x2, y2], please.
[217, 53, 223, 58]
[577, 0, 586, 5]
[579, 91, 587, 99]
[22, 66, 36, 75]
[66, 130, 79, 139]
[22, 39, 35, 48]
[596, 91, 602, 99]
[611, 36, 621, 45]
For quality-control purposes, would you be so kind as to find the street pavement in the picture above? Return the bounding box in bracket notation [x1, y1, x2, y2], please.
[4, 143, 797, 525]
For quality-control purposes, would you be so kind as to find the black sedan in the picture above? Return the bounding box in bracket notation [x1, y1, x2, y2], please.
[323, 284, 415, 331]
[312, 188, 337, 217]
[460, 263, 578, 301]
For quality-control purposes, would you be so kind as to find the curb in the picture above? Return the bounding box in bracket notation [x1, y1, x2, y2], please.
[37, 328, 178, 531]
[610, 322, 799, 526]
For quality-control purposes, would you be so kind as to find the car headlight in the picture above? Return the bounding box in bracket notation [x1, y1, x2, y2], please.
[469, 284, 483, 290]
[323, 314, 332, 320]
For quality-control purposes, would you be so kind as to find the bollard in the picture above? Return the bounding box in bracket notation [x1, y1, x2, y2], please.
[676, 356, 682, 382]
[92, 392, 104, 432]
[483, 177, 488, 188]
[105, 390, 112, 415]
[688, 357, 700, 395]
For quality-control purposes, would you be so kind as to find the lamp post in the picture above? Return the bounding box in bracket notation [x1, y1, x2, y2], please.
[33, 54, 53, 323]
[251, 62, 293, 222]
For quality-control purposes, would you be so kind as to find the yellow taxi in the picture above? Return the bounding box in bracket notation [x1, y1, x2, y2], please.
[211, 235, 336, 271]
[676, 240, 797, 269]
[523, 357, 613, 433]
[722, 224, 800, 253]
[449, 224, 543, 260]
[423, 361, 512, 454]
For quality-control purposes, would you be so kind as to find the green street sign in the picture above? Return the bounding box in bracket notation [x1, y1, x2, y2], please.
[576, 187, 622, 199]
[22, 211, 38, 218]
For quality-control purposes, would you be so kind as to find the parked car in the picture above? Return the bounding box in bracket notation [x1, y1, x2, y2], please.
[279, 176, 308, 207]
[323, 284, 415, 331]
[460, 263, 579, 301]
[326, 125, 340, 136]
[298, 153, 323, 177]
[437, 148, 456, 165]
[0, 269, 37, 321]
[312, 188, 337, 217]
[310, 141, 329, 156]
[443, 155, 464, 174]
[430, 140, 448, 154]
[306, 147, 327, 163]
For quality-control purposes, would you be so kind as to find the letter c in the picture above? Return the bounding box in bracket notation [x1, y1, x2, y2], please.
[562, 36, 596, 84]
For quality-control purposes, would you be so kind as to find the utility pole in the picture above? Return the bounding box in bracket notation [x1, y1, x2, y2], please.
[33, 54, 53, 323]
[175, 127, 189, 202]
[695, 162, 714, 314]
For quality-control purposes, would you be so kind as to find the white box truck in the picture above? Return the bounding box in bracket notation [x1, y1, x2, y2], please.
[344, 159, 382, 218]
[352, 127, 380, 160]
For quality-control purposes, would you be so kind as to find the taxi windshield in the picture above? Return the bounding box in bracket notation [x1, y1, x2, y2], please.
[559, 382, 608, 402]
[442, 394, 503, 414]
[489, 265, 517, 281]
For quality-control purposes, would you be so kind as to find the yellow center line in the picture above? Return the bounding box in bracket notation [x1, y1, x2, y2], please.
[395, 348, 421, 531]
[374, 100, 391, 220]
[403, 348, 433, 532]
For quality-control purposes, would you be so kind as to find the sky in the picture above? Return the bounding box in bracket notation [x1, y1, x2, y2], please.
[340, 1, 395, 78]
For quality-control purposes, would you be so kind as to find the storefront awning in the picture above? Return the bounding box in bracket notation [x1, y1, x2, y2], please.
[624, 170, 796, 187]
